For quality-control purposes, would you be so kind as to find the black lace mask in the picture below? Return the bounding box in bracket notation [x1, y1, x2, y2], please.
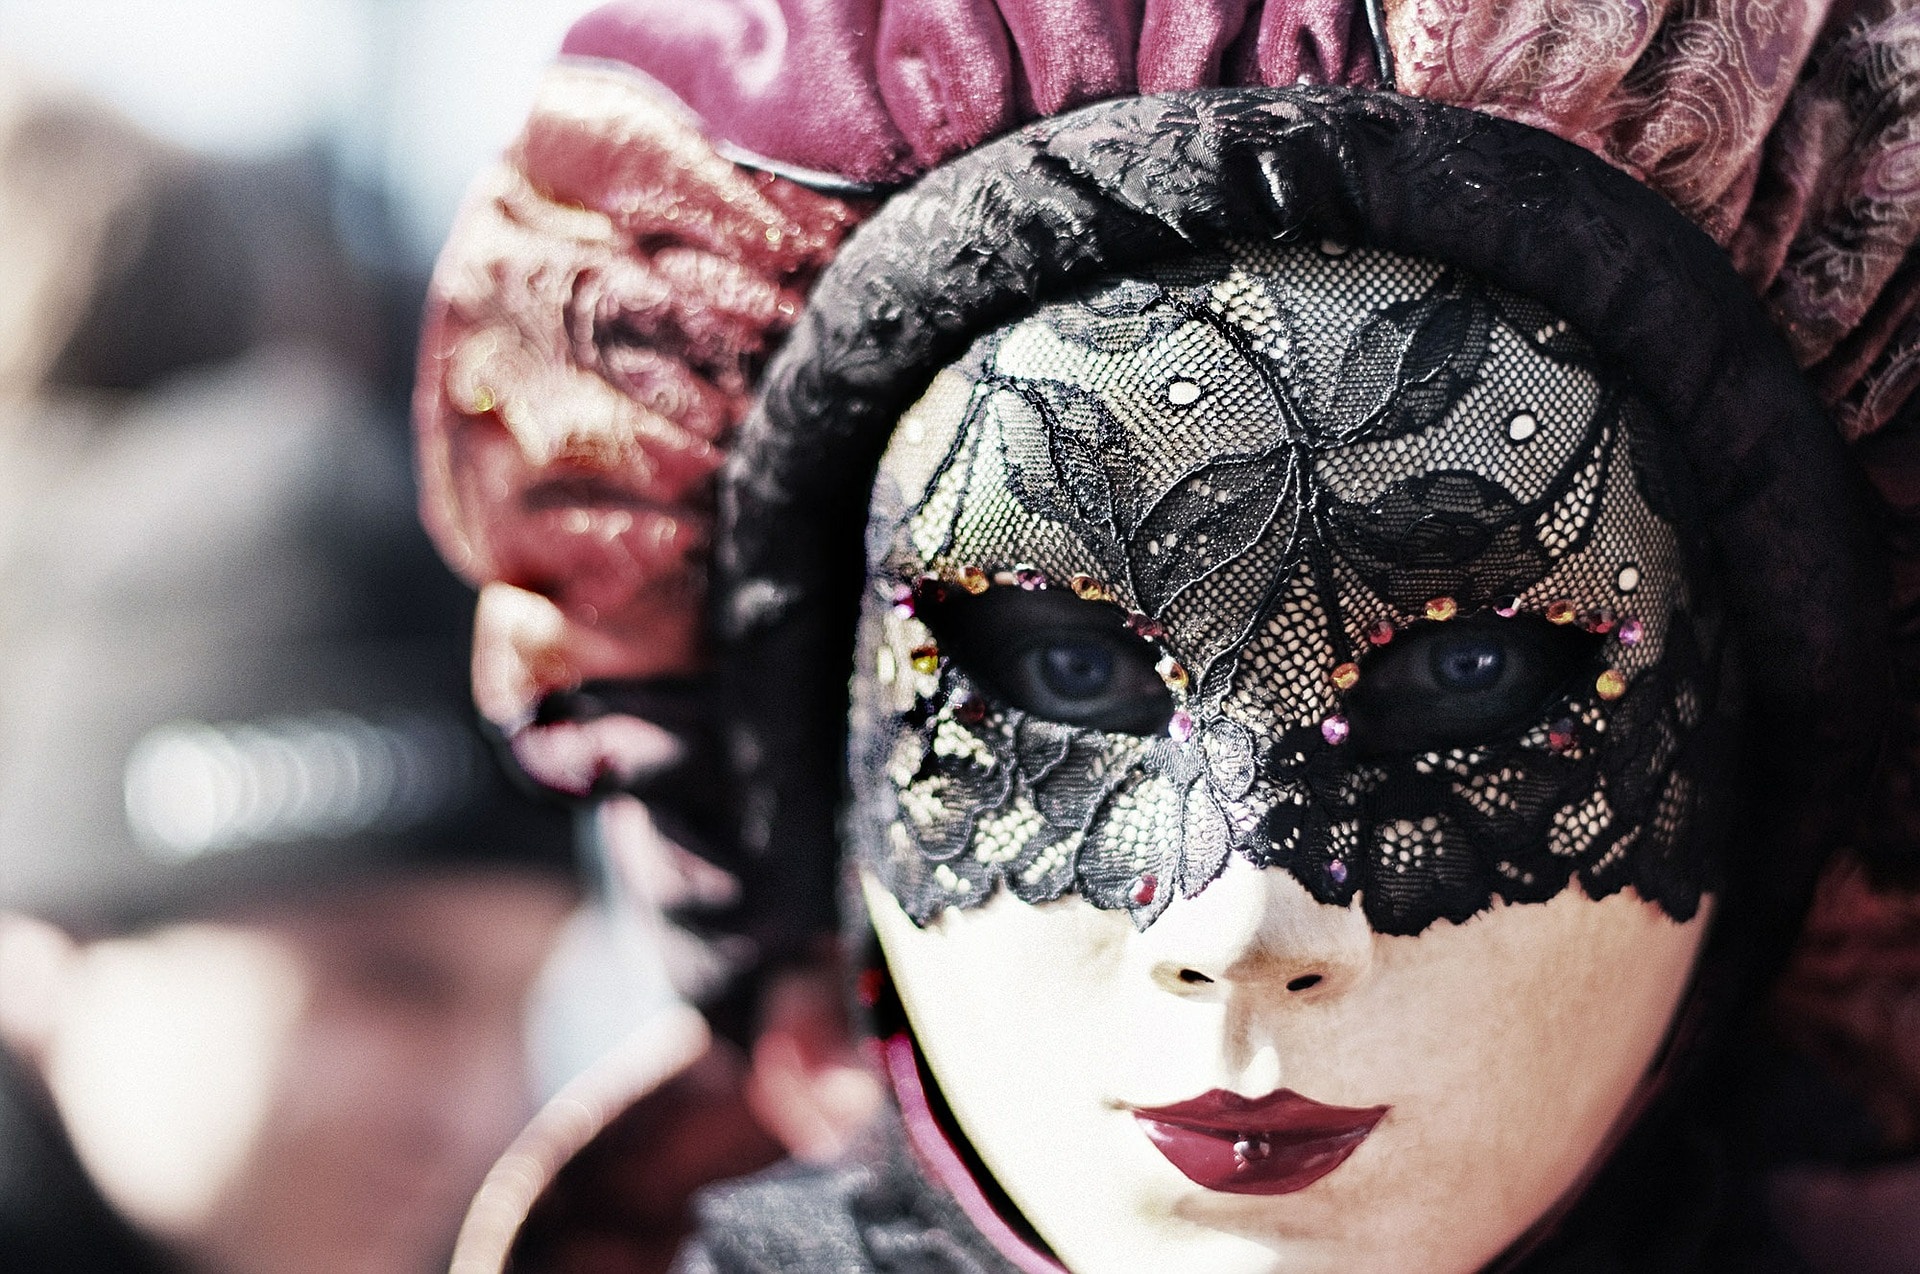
[848, 240, 1734, 936]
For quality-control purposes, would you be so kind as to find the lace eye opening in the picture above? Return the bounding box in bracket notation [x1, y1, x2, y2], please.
[1341, 613, 1605, 757]
[912, 583, 1175, 735]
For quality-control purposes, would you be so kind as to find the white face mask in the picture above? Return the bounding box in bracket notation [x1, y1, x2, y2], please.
[848, 241, 1725, 1272]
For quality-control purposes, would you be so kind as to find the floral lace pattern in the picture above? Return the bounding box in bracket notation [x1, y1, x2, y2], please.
[850, 240, 1731, 935]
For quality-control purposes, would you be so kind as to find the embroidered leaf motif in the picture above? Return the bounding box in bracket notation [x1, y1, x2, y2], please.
[1374, 276, 1494, 437]
[1307, 273, 1493, 444]
[998, 378, 1131, 578]
[1128, 449, 1292, 615]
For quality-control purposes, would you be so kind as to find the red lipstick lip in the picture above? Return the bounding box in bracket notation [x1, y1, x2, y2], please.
[1131, 1090, 1388, 1196]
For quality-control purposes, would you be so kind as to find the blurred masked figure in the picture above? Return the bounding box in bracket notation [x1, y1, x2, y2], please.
[0, 77, 580, 1274]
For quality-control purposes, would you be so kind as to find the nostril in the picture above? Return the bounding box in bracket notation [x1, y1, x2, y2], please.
[1177, 969, 1214, 985]
[1286, 973, 1323, 992]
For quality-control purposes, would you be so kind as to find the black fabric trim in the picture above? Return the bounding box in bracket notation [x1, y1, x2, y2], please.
[718, 86, 1885, 966]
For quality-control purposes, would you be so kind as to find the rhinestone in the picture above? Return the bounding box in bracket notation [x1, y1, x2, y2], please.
[1234, 1136, 1271, 1163]
[1167, 379, 1202, 406]
[1424, 596, 1458, 622]
[955, 696, 988, 724]
[1128, 873, 1158, 906]
[1546, 600, 1578, 625]
[472, 385, 496, 414]
[1156, 656, 1190, 692]
[1321, 714, 1350, 745]
[1365, 619, 1395, 646]
[1330, 662, 1360, 690]
[1580, 607, 1617, 635]
[1548, 718, 1577, 753]
[1618, 618, 1645, 646]
[1015, 565, 1048, 590]
[1596, 669, 1627, 700]
[1169, 711, 1195, 743]
[1127, 611, 1168, 640]
[888, 581, 916, 617]
[1319, 238, 1349, 257]
[1070, 574, 1112, 602]
[993, 570, 1019, 587]
[958, 566, 991, 594]
[1493, 596, 1521, 618]
[1616, 563, 1642, 594]
[1328, 860, 1349, 884]
[1506, 410, 1538, 443]
[910, 644, 940, 675]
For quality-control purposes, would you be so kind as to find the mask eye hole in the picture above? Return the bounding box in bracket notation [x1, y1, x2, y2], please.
[916, 586, 1174, 735]
[1030, 642, 1117, 701]
[1344, 615, 1601, 756]
[1431, 634, 1506, 691]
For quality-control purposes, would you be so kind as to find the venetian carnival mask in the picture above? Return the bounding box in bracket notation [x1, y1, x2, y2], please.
[849, 240, 1733, 1272]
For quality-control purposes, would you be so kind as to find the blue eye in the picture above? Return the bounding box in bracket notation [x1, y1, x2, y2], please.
[1430, 636, 1505, 691]
[1033, 643, 1116, 700]
[1344, 615, 1598, 755]
[919, 588, 1174, 734]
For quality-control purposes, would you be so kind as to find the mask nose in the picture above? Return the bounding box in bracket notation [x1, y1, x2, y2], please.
[1141, 857, 1373, 1001]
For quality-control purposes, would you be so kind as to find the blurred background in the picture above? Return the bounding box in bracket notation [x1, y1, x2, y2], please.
[0, 7, 713, 1272]
[0, 0, 581, 280]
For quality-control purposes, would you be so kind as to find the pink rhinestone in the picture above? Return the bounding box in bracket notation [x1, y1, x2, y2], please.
[1169, 711, 1195, 743]
[889, 581, 915, 617]
[1328, 860, 1349, 884]
[1581, 607, 1618, 635]
[1015, 566, 1048, 590]
[1128, 873, 1158, 906]
[1618, 618, 1645, 647]
[955, 696, 988, 724]
[1493, 596, 1521, 618]
[1365, 619, 1395, 646]
[1321, 714, 1350, 746]
[1127, 611, 1168, 640]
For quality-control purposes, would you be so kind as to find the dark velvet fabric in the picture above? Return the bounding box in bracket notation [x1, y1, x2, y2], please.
[670, 1106, 1028, 1274]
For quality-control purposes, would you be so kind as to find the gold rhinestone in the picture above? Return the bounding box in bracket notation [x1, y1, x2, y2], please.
[1595, 669, 1627, 700]
[1330, 662, 1360, 690]
[1070, 574, 1111, 602]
